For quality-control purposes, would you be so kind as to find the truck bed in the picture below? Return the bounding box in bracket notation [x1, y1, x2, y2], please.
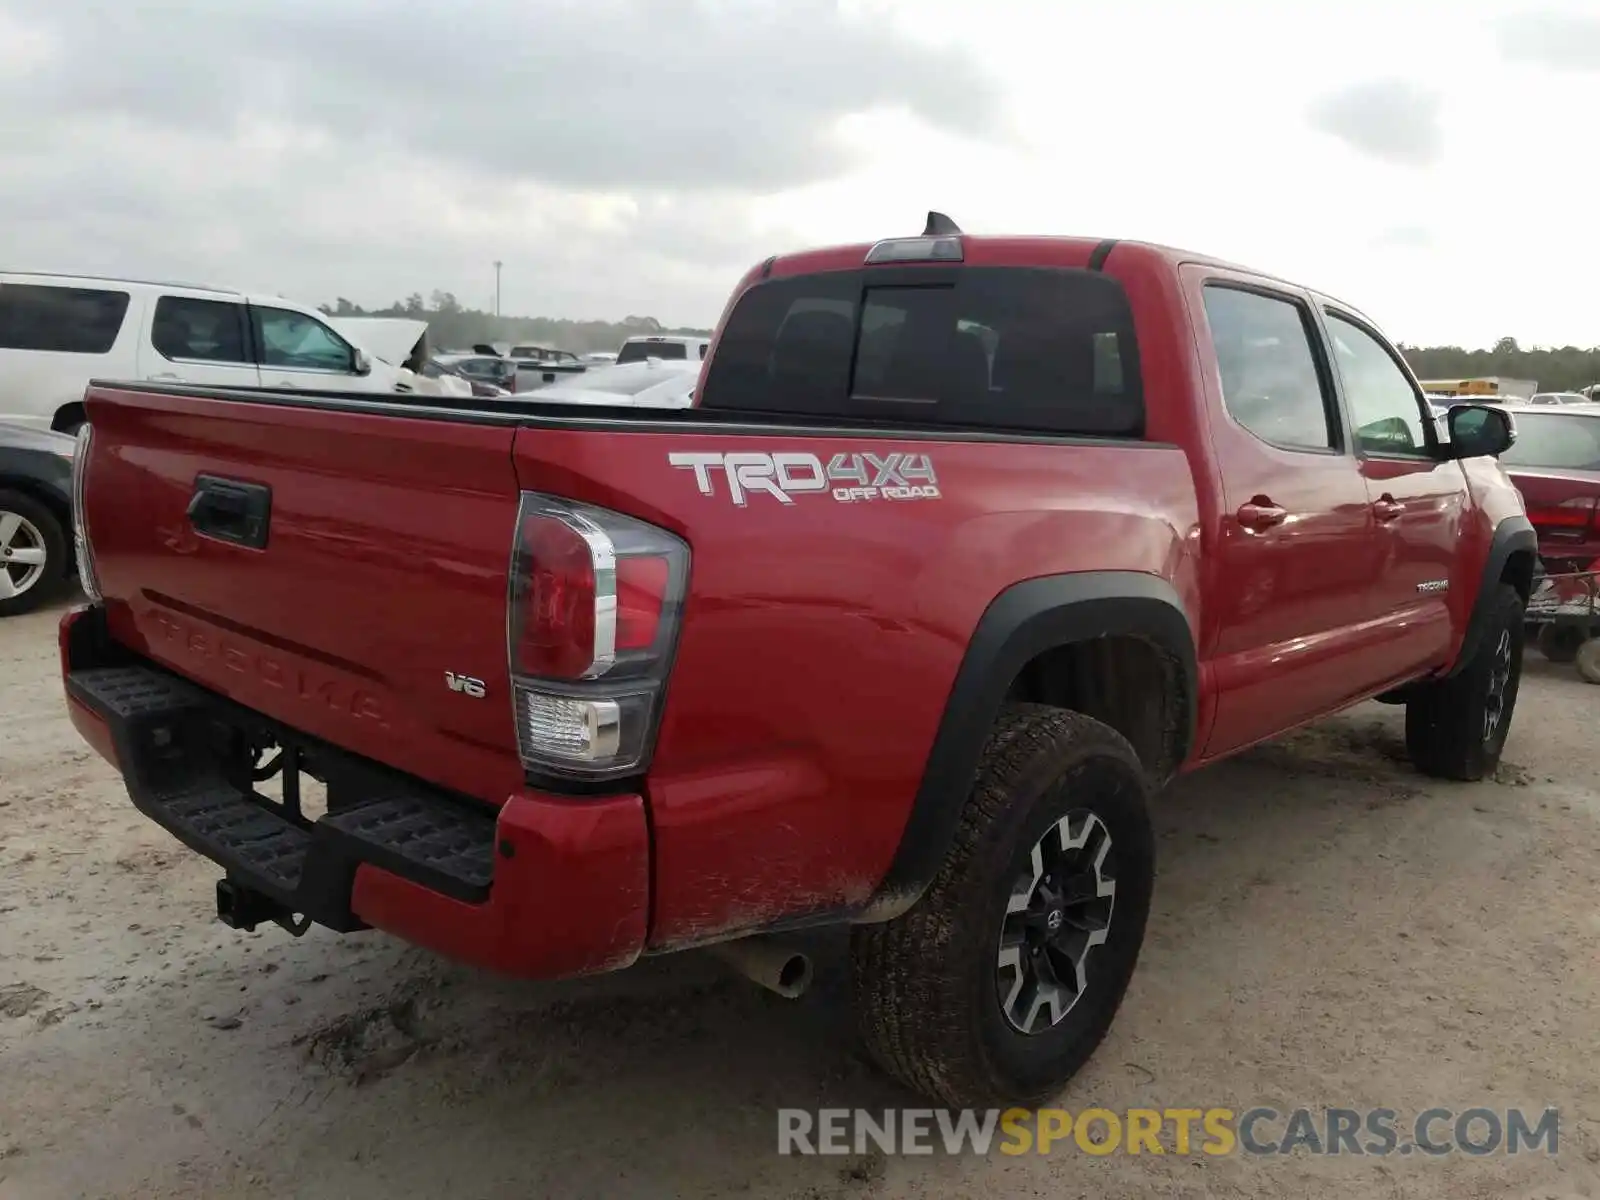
[78, 379, 1201, 947]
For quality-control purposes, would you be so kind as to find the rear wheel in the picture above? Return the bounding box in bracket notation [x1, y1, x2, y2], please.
[0, 490, 67, 617]
[1537, 622, 1586, 664]
[851, 705, 1154, 1107]
[1405, 585, 1524, 781]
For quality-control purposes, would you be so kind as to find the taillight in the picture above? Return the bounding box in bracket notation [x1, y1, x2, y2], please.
[616, 555, 669, 650]
[1526, 497, 1599, 540]
[70, 424, 101, 603]
[507, 494, 688, 781]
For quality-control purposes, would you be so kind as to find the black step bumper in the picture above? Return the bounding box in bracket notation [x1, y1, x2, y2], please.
[65, 664, 498, 931]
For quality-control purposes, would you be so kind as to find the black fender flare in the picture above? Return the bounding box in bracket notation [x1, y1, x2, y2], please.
[1447, 516, 1537, 678]
[862, 571, 1197, 920]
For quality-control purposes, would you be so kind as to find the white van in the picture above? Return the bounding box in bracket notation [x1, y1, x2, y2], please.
[0, 273, 410, 433]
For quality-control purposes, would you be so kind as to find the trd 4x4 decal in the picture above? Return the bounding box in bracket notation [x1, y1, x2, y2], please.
[668, 451, 941, 507]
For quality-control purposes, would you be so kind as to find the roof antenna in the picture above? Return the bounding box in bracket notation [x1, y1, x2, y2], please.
[923, 211, 962, 236]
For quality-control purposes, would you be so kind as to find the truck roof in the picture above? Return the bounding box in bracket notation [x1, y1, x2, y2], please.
[758, 234, 1376, 328]
[1, 270, 243, 297]
[0, 270, 337, 321]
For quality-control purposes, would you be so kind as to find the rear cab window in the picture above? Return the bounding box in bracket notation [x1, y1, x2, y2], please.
[617, 340, 690, 365]
[696, 267, 1143, 436]
[0, 283, 131, 354]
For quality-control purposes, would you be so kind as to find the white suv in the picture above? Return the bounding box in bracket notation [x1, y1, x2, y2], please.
[0, 273, 409, 433]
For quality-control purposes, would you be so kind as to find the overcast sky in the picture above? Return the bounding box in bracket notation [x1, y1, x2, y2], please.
[0, 0, 1592, 347]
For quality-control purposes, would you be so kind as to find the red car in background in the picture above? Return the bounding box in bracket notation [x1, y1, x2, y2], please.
[1497, 403, 1600, 575]
[1496, 403, 1600, 659]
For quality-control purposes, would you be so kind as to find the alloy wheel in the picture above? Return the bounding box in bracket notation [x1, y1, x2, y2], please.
[996, 810, 1117, 1035]
[0, 511, 48, 602]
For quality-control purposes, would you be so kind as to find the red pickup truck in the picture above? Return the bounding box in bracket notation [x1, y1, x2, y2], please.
[61, 217, 1533, 1107]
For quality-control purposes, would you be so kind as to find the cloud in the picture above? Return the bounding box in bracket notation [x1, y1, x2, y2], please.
[1495, 9, 1600, 72]
[0, 113, 802, 320]
[0, 0, 998, 320]
[0, 0, 1002, 193]
[1306, 78, 1444, 167]
[0, 0, 1002, 322]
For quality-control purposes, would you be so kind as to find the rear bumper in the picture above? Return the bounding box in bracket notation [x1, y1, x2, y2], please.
[59, 606, 649, 980]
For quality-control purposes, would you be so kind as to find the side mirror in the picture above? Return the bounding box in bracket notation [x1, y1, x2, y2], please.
[1444, 403, 1515, 459]
[353, 348, 373, 377]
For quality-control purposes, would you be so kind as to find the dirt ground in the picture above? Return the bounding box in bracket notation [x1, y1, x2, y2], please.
[3, 596, 1599, 1200]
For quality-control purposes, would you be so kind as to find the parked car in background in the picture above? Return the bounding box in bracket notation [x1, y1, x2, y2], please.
[0, 421, 74, 615]
[432, 353, 518, 392]
[583, 351, 618, 365]
[614, 334, 710, 364]
[1493, 403, 1600, 577]
[1528, 392, 1590, 406]
[510, 347, 587, 390]
[0, 272, 409, 434]
[421, 357, 509, 398]
[63, 218, 1532, 1108]
[510, 345, 583, 368]
[522, 357, 697, 407]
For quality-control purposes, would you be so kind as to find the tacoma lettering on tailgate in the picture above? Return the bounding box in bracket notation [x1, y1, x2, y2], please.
[148, 610, 389, 727]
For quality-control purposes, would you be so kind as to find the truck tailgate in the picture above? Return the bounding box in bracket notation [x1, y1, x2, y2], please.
[82, 385, 525, 801]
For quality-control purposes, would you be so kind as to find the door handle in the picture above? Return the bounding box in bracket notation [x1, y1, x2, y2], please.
[1237, 499, 1288, 532]
[1373, 495, 1405, 522]
[147, 372, 181, 382]
[187, 474, 272, 549]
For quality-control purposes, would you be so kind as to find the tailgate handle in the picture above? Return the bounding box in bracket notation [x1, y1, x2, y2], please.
[187, 475, 271, 550]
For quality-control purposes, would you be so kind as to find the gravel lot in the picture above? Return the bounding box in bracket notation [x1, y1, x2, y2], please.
[3, 594, 1599, 1199]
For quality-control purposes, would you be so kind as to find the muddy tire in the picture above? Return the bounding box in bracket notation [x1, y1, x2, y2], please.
[1537, 622, 1586, 664]
[1405, 585, 1524, 781]
[0, 489, 67, 618]
[850, 704, 1154, 1107]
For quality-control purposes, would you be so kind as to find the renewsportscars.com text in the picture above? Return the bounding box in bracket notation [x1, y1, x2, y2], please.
[778, 1106, 1560, 1158]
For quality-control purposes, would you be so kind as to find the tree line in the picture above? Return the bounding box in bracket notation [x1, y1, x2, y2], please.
[1399, 337, 1599, 392]
[318, 292, 711, 357]
[322, 296, 1600, 392]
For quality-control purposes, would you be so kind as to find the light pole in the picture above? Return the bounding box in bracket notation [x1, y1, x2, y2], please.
[493, 261, 503, 318]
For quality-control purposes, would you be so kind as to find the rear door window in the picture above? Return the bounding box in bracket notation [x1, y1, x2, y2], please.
[0, 283, 130, 354]
[1201, 286, 1336, 452]
[151, 296, 251, 364]
[697, 267, 1143, 436]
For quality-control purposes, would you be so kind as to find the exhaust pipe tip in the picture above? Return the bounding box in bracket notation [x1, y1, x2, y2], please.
[708, 936, 813, 1000]
[770, 951, 813, 1000]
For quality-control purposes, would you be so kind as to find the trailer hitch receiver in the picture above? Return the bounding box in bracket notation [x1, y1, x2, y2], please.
[216, 878, 311, 936]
